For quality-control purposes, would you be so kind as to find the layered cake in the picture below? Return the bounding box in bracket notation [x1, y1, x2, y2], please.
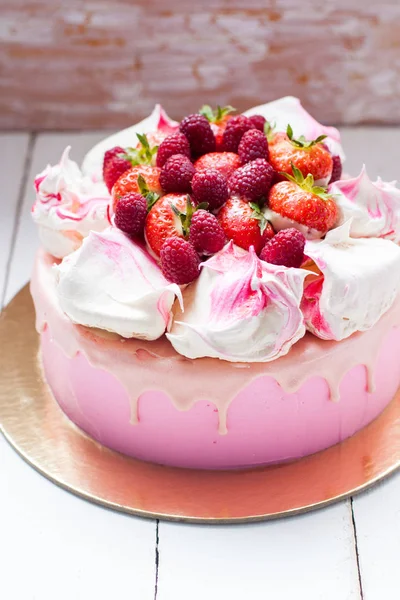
[30, 97, 400, 469]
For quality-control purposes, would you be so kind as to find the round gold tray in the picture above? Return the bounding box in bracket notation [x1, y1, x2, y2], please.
[1, 285, 400, 523]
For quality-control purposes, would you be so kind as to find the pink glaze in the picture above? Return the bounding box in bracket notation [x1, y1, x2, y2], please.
[32, 250, 400, 469]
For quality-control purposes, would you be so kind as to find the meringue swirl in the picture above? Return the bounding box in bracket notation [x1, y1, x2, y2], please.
[55, 227, 182, 340]
[32, 147, 110, 258]
[167, 242, 307, 362]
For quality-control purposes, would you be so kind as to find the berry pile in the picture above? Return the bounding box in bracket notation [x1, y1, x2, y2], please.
[102, 104, 341, 284]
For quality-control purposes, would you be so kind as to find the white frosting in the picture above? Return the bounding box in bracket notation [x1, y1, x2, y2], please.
[330, 166, 400, 242]
[263, 207, 323, 240]
[244, 96, 345, 161]
[167, 242, 307, 362]
[302, 221, 400, 341]
[82, 105, 178, 181]
[55, 228, 182, 340]
[32, 147, 110, 258]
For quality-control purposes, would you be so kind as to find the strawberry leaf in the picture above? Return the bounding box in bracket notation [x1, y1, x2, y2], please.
[199, 105, 214, 122]
[250, 202, 269, 234]
[195, 202, 209, 211]
[137, 173, 149, 196]
[286, 125, 328, 150]
[199, 104, 236, 123]
[146, 192, 160, 211]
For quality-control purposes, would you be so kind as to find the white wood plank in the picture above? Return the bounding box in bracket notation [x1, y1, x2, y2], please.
[158, 504, 361, 600]
[0, 133, 29, 299]
[0, 132, 157, 600]
[352, 472, 400, 600]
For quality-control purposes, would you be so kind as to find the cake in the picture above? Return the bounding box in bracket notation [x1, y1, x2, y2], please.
[30, 98, 400, 469]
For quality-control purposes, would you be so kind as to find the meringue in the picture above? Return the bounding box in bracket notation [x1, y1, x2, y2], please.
[244, 96, 345, 161]
[167, 242, 307, 362]
[32, 147, 110, 258]
[55, 228, 182, 340]
[302, 221, 400, 341]
[82, 104, 178, 181]
[330, 166, 400, 242]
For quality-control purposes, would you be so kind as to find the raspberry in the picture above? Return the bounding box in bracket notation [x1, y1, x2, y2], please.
[160, 236, 200, 284]
[222, 115, 253, 152]
[191, 169, 228, 211]
[194, 152, 241, 179]
[260, 228, 305, 268]
[179, 114, 216, 157]
[228, 158, 275, 202]
[160, 154, 195, 193]
[156, 133, 191, 168]
[238, 129, 269, 163]
[248, 115, 266, 132]
[189, 209, 226, 255]
[114, 192, 147, 236]
[103, 149, 131, 193]
[329, 155, 343, 184]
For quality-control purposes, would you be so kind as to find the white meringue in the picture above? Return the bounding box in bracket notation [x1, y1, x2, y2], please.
[330, 166, 400, 242]
[55, 228, 182, 340]
[82, 104, 178, 181]
[302, 221, 400, 341]
[167, 242, 307, 362]
[244, 96, 345, 161]
[32, 147, 110, 258]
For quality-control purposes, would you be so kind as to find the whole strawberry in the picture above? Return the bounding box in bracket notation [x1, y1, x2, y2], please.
[222, 115, 253, 152]
[248, 114, 267, 132]
[189, 209, 226, 255]
[218, 195, 274, 254]
[238, 129, 269, 163]
[329, 155, 343, 184]
[268, 165, 338, 238]
[114, 192, 147, 236]
[103, 147, 131, 193]
[156, 133, 191, 168]
[191, 169, 228, 211]
[112, 165, 162, 210]
[260, 228, 306, 268]
[199, 105, 235, 151]
[269, 125, 333, 185]
[228, 158, 275, 202]
[160, 154, 195, 193]
[180, 114, 216, 157]
[160, 237, 200, 284]
[194, 152, 241, 179]
[145, 193, 189, 256]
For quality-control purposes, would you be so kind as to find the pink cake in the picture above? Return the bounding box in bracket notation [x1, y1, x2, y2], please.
[30, 98, 400, 469]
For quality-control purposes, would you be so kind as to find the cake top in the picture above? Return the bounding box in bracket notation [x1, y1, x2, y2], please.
[32, 97, 400, 362]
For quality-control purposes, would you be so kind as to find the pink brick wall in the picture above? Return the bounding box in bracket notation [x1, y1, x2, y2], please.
[1, 1, 400, 129]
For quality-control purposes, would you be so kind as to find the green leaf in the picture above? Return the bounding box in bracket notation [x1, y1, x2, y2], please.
[314, 134, 327, 144]
[286, 124, 294, 140]
[146, 192, 160, 212]
[250, 202, 268, 234]
[199, 104, 236, 123]
[170, 204, 182, 218]
[199, 105, 214, 122]
[137, 173, 149, 196]
[136, 133, 149, 150]
[195, 202, 209, 211]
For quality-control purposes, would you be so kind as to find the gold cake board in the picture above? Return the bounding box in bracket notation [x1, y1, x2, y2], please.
[1, 285, 400, 523]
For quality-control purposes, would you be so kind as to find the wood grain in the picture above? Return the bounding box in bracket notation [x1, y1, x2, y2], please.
[1, 1, 400, 129]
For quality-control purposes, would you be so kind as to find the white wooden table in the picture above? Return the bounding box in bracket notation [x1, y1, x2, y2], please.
[1, 129, 399, 600]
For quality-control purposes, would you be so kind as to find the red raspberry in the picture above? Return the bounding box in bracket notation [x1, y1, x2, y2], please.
[329, 155, 343, 184]
[260, 228, 306, 268]
[248, 115, 266, 132]
[191, 169, 228, 211]
[160, 154, 195, 193]
[228, 158, 275, 202]
[160, 236, 200, 284]
[189, 209, 226, 255]
[179, 114, 216, 157]
[103, 148, 131, 193]
[222, 115, 253, 152]
[114, 192, 147, 236]
[238, 129, 269, 163]
[156, 133, 191, 168]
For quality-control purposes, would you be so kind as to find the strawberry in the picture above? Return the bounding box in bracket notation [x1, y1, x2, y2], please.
[269, 125, 333, 185]
[194, 152, 241, 179]
[103, 153, 131, 193]
[200, 105, 235, 151]
[218, 196, 274, 254]
[112, 165, 161, 210]
[267, 165, 338, 237]
[145, 193, 189, 257]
